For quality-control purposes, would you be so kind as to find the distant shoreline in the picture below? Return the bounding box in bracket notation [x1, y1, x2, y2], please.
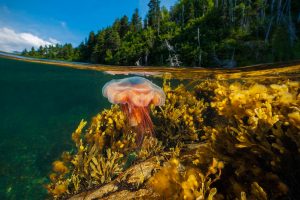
[1, 52, 300, 80]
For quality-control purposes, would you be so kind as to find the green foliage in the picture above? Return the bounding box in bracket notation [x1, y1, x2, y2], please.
[22, 43, 77, 61]
[22, 0, 300, 67]
[130, 8, 143, 32]
[119, 15, 130, 38]
[147, 0, 161, 32]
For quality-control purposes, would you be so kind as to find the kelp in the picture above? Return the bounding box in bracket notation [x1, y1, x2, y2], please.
[46, 105, 165, 198]
[198, 79, 300, 199]
[152, 79, 207, 145]
[47, 78, 300, 200]
[210, 80, 299, 130]
[148, 158, 223, 200]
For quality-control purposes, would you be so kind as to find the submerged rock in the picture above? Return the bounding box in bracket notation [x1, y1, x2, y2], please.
[68, 157, 160, 200]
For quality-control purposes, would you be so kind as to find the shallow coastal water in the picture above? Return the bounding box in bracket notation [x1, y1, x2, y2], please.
[0, 55, 166, 199]
[0, 53, 299, 199]
[0, 56, 111, 199]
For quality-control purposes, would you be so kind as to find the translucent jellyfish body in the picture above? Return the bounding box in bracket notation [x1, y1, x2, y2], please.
[102, 76, 165, 143]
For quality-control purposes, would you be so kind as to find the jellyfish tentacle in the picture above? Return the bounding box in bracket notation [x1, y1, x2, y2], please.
[141, 106, 154, 136]
[131, 106, 141, 126]
[136, 106, 152, 146]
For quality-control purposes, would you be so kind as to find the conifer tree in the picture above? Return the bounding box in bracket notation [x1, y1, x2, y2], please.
[131, 9, 142, 32]
[147, 0, 161, 33]
[22, 48, 28, 56]
[20, 0, 300, 67]
[29, 47, 36, 56]
[119, 15, 129, 38]
[86, 31, 96, 61]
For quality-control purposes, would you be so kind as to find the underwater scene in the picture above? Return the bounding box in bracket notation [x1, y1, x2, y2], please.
[0, 53, 300, 200]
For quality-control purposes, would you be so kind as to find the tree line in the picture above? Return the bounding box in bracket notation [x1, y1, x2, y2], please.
[22, 0, 300, 67]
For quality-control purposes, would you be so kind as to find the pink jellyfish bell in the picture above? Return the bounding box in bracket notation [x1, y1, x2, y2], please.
[102, 76, 165, 143]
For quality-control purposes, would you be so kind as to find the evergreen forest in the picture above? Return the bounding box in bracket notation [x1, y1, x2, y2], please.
[21, 0, 300, 68]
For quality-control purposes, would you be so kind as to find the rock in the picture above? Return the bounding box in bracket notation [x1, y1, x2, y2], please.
[68, 157, 161, 200]
[100, 189, 160, 200]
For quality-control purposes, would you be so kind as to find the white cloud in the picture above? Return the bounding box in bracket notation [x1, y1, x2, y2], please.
[0, 27, 59, 52]
[49, 37, 60, 44]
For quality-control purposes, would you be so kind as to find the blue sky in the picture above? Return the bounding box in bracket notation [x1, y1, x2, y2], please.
[0, 0, 177, 52]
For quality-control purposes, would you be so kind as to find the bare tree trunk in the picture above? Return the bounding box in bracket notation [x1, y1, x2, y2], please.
[271, 0, 275, 15]
[198, 53, 202, 67]
[287, 0, 297, 44]
[197, 27, 202, 67]
[182, 4, 185, 27]
[265, 17, 274, 43]
[197, 27, 200, 46]
[244, 0, 250, 29]
[265, 0, 276, 43]
[145, 53, 148, 66]
[277, 0, 282, 23]
[229, 0, 233, 23]
[202, 0, 205, 16]
[233, 0, 236, 24]
[241, 4, 245, 27]
[261, 0, 266, 21]
[157, 17, 160, 35]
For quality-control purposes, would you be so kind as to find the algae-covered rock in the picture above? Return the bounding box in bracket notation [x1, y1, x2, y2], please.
[46, 78, 300, 200]
[68, 157, 161, 200]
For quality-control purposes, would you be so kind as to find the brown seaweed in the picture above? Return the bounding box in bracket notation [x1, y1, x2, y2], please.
[46, 78, 300, 200]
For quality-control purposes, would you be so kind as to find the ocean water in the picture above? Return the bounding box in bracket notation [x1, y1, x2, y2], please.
[0, 55, 169, 199]
[0, 54, 299, 199]
[0, 56, 121, 199]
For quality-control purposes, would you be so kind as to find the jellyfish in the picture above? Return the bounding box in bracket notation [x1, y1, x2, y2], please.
[102, 76, 165, 144]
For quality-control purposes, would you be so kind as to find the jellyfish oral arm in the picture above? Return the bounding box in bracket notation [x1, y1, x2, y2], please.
[102, 76, 165, 145]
